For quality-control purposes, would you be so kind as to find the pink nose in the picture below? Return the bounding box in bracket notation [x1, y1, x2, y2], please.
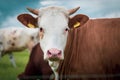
[47, 48, 62, 58]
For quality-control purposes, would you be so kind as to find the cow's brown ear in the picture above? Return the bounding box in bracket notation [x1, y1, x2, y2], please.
[69, 14, 89, 28]
[17, 14, 38, 28]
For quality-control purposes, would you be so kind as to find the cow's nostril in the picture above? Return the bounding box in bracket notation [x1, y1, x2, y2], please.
[58, 51, 62, 56]
[47, 50, 52, 55]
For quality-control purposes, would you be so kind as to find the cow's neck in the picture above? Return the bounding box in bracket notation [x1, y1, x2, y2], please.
[48, 60, 59, 80]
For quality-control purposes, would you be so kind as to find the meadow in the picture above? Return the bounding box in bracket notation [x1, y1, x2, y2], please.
[0, 50, 29, 80]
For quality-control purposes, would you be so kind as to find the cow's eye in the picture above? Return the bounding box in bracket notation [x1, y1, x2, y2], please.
[65, 28, 69, 31]
[40, 27, 43, 32]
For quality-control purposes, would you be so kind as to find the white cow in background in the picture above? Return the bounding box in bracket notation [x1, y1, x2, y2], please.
[0, 27, 39, 67]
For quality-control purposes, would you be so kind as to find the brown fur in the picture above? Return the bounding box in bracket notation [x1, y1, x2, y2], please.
[18, 43, 53, 80]
[58, 18, 120, 80]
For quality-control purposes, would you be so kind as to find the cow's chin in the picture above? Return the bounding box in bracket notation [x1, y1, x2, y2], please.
[49, 57, 64, 61]
[49, 57, 61, 61]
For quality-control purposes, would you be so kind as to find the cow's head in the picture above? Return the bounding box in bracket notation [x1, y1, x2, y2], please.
[17, 6, 89, 61]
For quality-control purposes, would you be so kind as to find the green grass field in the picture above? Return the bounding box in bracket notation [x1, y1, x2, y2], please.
[0, 50, 29, 80]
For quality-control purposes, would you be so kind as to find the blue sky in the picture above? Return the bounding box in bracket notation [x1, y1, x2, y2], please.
[0, 0, 120, 28]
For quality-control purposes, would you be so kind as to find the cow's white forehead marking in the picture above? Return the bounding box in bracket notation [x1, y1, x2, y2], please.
[38, 6, 69, 30]
[37, 6, 69, 60]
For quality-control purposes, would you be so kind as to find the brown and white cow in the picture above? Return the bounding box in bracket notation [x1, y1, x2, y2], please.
[58, 18, 120, 80]
[17, 6, 89, 79]
[0, 27, 39, 67]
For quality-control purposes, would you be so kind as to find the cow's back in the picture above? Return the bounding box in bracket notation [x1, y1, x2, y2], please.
[58, 18, 120, 80]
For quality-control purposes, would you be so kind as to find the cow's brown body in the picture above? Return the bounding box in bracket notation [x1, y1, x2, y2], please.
[58, 18, 120, 80]
[18, 43, 53, 80]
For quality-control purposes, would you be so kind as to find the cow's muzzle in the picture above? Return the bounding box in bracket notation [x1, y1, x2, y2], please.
[47, 48, 62, 61]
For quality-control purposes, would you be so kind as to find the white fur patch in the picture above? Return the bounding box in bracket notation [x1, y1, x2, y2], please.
[0, 27, 39, 53]
[38, 6, 69, 60]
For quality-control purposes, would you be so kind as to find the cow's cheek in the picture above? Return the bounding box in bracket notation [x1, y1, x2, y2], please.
[39, 39, 48, 60]
[39, 32, 44, 40]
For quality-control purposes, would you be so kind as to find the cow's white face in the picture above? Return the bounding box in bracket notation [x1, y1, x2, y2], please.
[17, 6, 89, 61]
[38, 9, 69, 60]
